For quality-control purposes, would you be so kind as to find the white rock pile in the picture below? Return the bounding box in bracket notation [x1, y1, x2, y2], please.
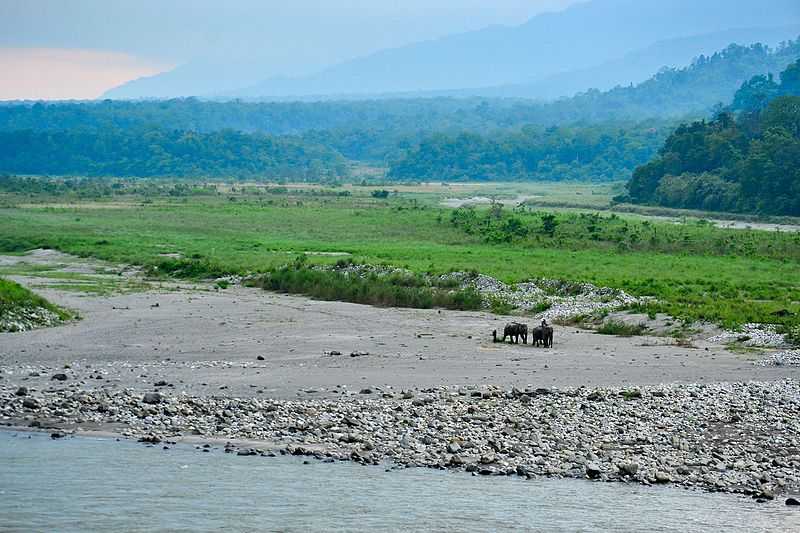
[708, 324, 787, 349]
[754, 350, 800, 367]
[441, 272, 641, 320]
[0, 306, 61, 333]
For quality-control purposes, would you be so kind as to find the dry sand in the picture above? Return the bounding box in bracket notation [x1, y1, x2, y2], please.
[2, 252, 796, 400]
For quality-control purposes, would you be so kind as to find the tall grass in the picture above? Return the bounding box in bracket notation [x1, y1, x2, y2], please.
[249, 265, 483, 311]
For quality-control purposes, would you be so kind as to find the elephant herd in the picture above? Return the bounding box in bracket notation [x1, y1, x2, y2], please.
[492, 321, 553, 348]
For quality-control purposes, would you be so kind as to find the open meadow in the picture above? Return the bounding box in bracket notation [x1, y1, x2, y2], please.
[1, 179, 799, 329]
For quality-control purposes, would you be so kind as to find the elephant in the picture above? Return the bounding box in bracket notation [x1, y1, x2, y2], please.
[531, 326, 553, 347]
[500, 322, 528, 344]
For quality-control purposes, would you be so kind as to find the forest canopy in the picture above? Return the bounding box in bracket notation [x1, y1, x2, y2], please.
[622, 60, 800, 216]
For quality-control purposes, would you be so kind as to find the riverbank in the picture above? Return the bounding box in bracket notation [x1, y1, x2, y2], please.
[3, 379, 799, 501]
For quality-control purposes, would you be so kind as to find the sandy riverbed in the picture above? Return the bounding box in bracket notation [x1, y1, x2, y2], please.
[1, 253, 797, 400]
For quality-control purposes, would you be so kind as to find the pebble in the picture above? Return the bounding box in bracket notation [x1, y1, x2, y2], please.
[2, 380, 799, 497]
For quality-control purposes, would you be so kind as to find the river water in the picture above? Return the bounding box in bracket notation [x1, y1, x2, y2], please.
[1, 431, 797, 532]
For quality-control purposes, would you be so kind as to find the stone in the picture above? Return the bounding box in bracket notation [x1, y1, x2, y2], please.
[22, 398, 39, 409]
[786, 498, 800, 506]
[15, 386, 28, 396]
[237, 449, 257, 456]
[618, 462, 639, 477]
[447, 442, 461, 454]
[51, 373, 68, 381]
[50, 432, 66, 439]
[142, 392, 163, 405]
[257, 355, 265, 360]
[359, 388, 373, 395]
[655, 472, 672, 484]
[585, 462, 602, 479]
[154, 380, 168, 387]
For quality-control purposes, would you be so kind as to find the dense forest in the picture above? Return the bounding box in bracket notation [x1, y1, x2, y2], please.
[0, 40, 796, 182]
[623, 60, 800, 216]
[0, 129, 347, 179]
[387, 122, 668, 182]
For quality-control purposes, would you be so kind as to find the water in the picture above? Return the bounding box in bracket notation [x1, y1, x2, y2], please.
[1, 431, 797, 532]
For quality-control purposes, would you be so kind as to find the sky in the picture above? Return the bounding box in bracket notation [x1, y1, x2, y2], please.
[0, 0, 580, 100]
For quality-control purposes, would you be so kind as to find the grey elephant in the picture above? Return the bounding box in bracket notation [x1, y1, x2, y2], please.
[498, 322, 528, 344]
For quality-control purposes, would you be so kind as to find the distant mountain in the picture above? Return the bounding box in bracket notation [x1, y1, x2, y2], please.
[104, 0, 800, 100]
[229, 0, 800, 100]
[457, 26, 800, 100]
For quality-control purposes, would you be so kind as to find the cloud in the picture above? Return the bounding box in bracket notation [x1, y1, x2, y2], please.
[0, 48, 171, 100]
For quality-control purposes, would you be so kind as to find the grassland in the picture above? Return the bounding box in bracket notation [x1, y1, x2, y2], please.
[1, 180, 799, 329]
[0, 276, 72, 331]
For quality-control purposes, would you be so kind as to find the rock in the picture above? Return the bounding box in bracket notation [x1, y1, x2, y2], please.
[142, 392, 163, 405]
[51, 373, 68, 381]
[138, 435, 161, 444]
[618, 462, 639, 477]
[154, 380, 168, 387]
[359, 388, 373, 395]
[446, 442, 461, 454]
[15, 386, 28, 396]
[50, 431, 66, 439]
[786, 498, 800, 506]
[22, 398, 39, 409]
[585, 462, 602, 479]
[237, 449, 257, 456]
[655, 471, 672, 484]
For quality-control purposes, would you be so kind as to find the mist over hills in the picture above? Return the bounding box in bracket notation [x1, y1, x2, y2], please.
[104, 0, 800, 100]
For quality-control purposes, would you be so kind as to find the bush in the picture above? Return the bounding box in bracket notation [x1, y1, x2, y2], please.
[596, 320, 648, 336]
[252, 265, 482, 311]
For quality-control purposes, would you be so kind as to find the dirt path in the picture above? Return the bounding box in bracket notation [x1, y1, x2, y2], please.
[2, 253, 796, 400]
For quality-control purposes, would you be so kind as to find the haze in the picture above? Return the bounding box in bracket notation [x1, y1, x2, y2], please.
[0, 0, 578, 100]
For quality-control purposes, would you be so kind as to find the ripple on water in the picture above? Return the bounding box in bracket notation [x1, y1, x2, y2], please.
[0, 431, 798, 532]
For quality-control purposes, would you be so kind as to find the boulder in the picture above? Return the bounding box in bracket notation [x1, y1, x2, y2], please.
[142, 392, 163, 405]
[618, 462, 639, 477]
[22, 398, 39, 410]
[585, 462, 602, 479]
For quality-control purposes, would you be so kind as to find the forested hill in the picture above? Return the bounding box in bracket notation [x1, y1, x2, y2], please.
[0, 40, 796, 182]
[2, 40, 798, 139]
[0, 129, 348, 179]
[622, 60, 800, 216]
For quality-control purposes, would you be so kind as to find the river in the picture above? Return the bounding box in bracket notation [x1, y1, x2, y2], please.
[1, 431, 797, 532]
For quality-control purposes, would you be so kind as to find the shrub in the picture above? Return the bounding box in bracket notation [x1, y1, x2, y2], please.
[252, 265, 482, 311]
[596, 320, 648, 336]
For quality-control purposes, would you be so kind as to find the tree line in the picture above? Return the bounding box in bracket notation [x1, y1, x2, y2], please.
[623, 59, 800, 216]
[0, 128, 348, 179]
[387, 122, 672, 182]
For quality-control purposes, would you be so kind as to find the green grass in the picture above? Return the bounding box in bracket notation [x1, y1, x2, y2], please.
[0, 277, 71, 320]
[0, 189, 798, 328]
[596, 320, 649, 337]
[249, 264, 483, 310]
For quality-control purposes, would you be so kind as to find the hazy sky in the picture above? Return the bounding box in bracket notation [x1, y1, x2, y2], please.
[0, 0, 580, 100]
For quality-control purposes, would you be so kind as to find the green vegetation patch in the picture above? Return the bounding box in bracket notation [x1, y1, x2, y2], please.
[596, 320, 649, 337]
[249, 263, 482, 311]
[0, 190, 798, 329]
[0, 277, 71, 332]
